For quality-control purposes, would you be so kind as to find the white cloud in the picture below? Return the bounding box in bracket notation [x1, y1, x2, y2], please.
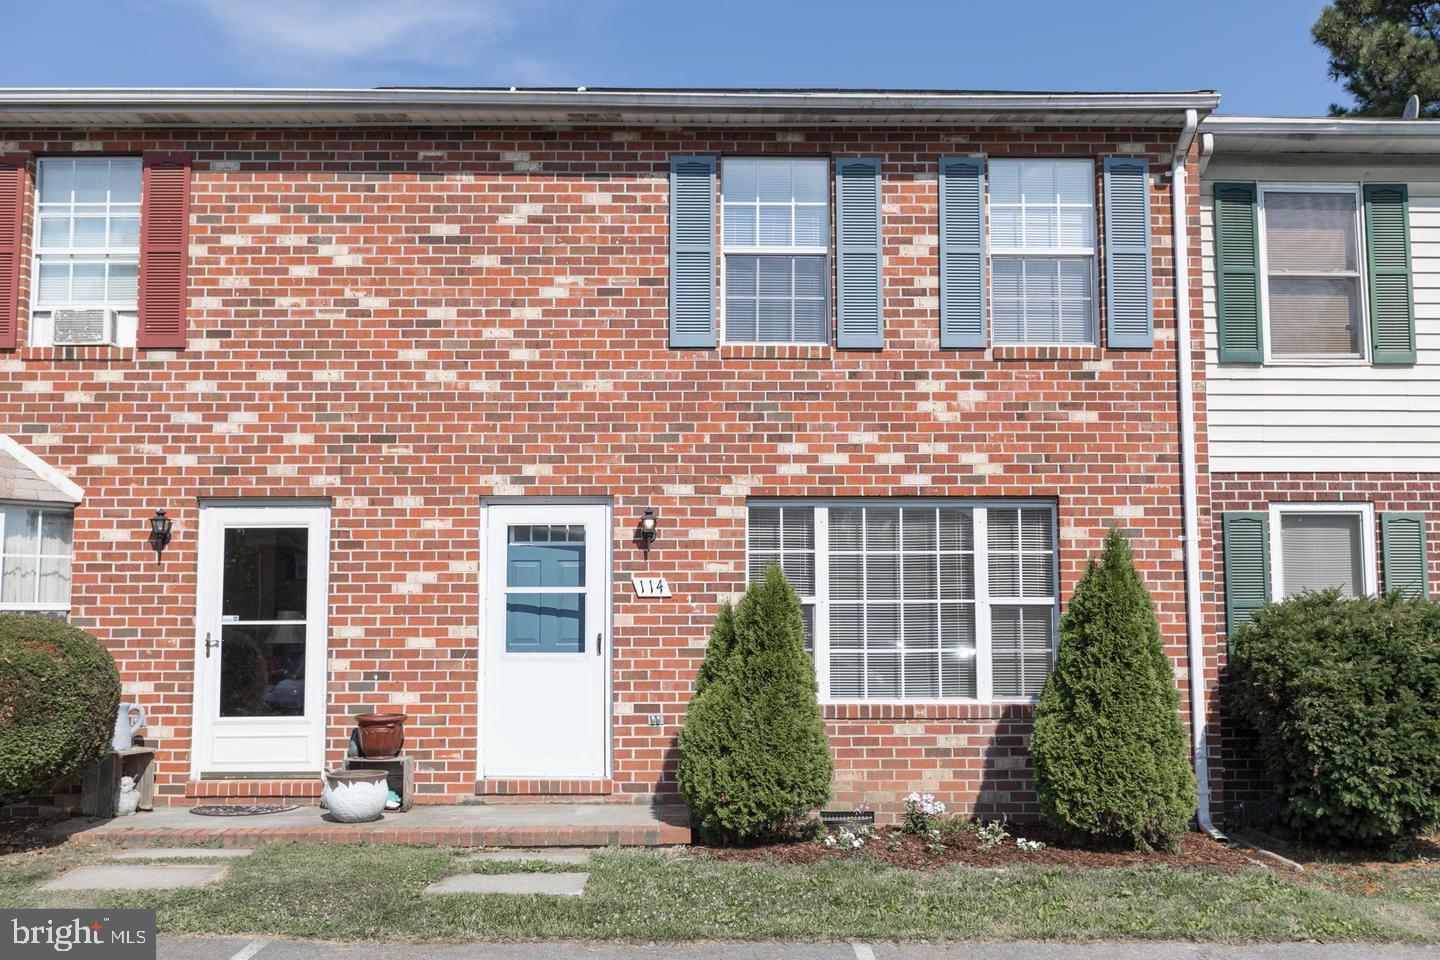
[184, 0, 517, 67]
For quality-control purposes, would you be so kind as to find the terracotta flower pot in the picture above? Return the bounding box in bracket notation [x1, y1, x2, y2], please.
[355, 712, 405, 758]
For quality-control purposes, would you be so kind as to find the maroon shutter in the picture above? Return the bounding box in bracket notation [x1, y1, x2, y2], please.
[0, 154, 25, 350]
[137, 152, 193, 349]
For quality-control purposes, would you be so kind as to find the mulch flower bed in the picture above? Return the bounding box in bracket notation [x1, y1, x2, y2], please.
[698, 822, 1255, 872]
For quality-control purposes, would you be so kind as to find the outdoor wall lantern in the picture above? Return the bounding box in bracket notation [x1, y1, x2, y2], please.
[637, 508, 658, 555]
[148, 509, 173, 561]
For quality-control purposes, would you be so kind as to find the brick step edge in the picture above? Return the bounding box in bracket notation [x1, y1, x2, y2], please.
[62, 824, 691, 848]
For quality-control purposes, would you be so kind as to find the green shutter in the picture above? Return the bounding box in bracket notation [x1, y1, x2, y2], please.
[1364, 183, 1416, 365]
[1223, 511, 1270, 635]
[1213, 182, 1262, 363]
[1381, 512, 1429, 598]
[835, 157, 883, 348]
[938, 156, 986, 348]
[1102, 157, 1153, 349]
[669, 155, 716, 348]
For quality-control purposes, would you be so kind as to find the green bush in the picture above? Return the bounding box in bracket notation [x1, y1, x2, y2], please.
[1228, 590, 1440, 846]
[0, 613, 121, 805]
[678, 563, 833, 843]
[1031, 529, 1196, 851]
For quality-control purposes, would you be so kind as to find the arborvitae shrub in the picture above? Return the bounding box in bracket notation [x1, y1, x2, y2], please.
[1031, 529, 1196, 851]
[0, 614, 121, 805]
[678, 563, 833, 843]
[1228, 590, 1440, 846]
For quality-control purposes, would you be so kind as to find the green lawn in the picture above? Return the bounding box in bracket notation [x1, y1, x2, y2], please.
[0, 842, 1434, 943]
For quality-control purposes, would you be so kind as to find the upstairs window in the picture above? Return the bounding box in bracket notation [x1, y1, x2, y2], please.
[1260, 185, 1365, 359]
[0, 506, 73, 611]
[722, 158, 829, 344]
[990, 159, 1097, 345]
[31, 158, 142, 346]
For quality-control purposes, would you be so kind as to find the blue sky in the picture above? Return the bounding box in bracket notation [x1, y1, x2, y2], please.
[3, 0, 1345, 116]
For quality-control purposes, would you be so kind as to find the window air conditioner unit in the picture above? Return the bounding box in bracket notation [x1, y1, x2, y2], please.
[52, 308, 117, 346]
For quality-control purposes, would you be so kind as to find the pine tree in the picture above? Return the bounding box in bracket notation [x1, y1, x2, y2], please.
[1313, 2, 1440, 117]
[677, 563, 833, 843]
[1030, 529, 1196, 852]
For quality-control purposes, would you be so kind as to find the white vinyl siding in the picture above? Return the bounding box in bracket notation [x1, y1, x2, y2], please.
[990, 159, 1097, 345]
[0, 506, 73, 611]
[1269, 503, 1376, 600]
[1203, 163, 1440, 471]
[721, 157, 829, 344]
[30, 157, 142, 347]
[747, 501, 1058, 702]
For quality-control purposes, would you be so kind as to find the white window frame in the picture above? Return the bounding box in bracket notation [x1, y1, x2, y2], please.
[29, 157, 143, 348]
[1257, 181, 1370, 365]
[719, 156, 831, 346]
[1268, 501, 1377, 600]
[988, 158, 1099, 347]
[0, 502, 74, 612]
[746, 498, 1059, 705]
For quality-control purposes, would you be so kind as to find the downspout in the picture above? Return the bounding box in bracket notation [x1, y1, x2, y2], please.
[1170, 108, 1224, 839]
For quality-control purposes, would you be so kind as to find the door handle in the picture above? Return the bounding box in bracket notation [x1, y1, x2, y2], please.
[596, 631, 602, 656]
[203, 632, 221, 658]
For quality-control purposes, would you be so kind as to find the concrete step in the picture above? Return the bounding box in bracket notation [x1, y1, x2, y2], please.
[49, 804, 690, 849]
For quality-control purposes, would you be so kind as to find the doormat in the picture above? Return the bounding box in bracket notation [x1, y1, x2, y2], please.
[190, 803, 302, 817]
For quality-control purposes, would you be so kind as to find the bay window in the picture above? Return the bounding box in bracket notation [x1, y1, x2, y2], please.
[748, 501, 1058, 701]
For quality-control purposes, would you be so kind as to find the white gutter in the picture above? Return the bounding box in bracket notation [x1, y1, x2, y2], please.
[1170, 107, 1223, 840]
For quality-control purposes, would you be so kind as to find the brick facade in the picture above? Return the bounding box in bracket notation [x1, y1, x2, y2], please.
[1210, 471, 1440, 823]
[0, 122, 1213, 821]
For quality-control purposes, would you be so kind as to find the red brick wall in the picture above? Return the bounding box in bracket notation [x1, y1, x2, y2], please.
[1210, 471, 1440, 823]
[0, 124, 1212, 820]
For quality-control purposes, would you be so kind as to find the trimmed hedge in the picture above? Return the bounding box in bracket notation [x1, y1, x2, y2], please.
[1031, 529, 1196, 852]
[0, 614, 121, 806]
[678, 563, 833, 843]
[1228, 590, 1440, 846]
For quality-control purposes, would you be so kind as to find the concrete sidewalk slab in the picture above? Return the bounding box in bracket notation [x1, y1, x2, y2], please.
[108, 847, 255, 859]
[424, 871, 590, 896]
[40, 864, 228, 890]
[464, 848, 593, 865]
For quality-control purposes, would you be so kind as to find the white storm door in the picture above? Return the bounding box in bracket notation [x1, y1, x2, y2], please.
[194, 505, 330, 775]
[482, 503, 610, 778]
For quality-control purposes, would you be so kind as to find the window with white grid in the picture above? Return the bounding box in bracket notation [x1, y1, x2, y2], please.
[722, 157, 829, 344]
[989, 159, 1097, 345]
[0, 506, 73, 611]
[30, 158, 143, 346]
[747, 502, 1057, 701]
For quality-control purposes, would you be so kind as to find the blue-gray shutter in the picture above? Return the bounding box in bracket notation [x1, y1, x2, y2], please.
[1381, 512, 1429, 598]
[938, 156, 986, 348]
[1102, 157, 1153, 349]
[835, 157, 883, 348]
[1222, 511, 1270, 636]
[1364, 183, 1416, 365]
[669, 155, 716, 348]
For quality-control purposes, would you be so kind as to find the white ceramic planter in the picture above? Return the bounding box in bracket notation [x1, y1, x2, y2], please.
[323, 770, 388, 822]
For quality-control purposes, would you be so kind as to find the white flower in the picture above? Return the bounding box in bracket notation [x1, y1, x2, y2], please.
[932, 801, 946, 814]
[906, 792, 921, 804]
[851, 837, 863, 849]
[823, 835, 837, 847]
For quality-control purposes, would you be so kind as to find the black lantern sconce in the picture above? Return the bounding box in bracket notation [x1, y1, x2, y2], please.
[636, 508, 658, 556]
[147, 509, 173, 562]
